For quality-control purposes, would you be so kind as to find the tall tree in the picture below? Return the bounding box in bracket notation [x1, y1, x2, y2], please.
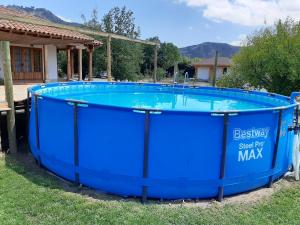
[158, 42, 180, 70]
[102, 6, 140, 38]
[142, 37, 180, 77]
[229, 18, 300, 95]
[81, 9, 101, 31]
[142, 37, 160, 75]
[100, 6, 143, 81]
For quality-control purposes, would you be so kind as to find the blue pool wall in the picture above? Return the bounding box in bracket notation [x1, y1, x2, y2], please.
[28, 82, 297, 199]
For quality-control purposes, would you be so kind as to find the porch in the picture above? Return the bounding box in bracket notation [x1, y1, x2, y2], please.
[0, 7, 101, 84]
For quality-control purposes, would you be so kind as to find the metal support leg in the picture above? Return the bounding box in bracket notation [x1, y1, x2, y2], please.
[26, 90, 30, 141]
[34, 94, 41, 166]
[74, 102, 79, 185]
[142, 110, 150, 203]
[218, 113, 229, 202]
[268, 109, 283, 188]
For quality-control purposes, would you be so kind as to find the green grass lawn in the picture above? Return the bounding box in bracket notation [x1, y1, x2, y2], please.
[1, 153, 300, 225]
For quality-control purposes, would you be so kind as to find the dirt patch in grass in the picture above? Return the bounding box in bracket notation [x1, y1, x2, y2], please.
[3, 152, 299, 209]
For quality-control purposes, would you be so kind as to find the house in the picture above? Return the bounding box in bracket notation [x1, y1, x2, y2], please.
[192, 57, 232, 81]
[0, 7, 102, 83]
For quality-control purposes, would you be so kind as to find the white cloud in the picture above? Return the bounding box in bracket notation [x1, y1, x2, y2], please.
[176, 0, 300, 26]
[230, 34, 247, 46]
[188, 26, 194, 30]
[56, 15, 73, 23]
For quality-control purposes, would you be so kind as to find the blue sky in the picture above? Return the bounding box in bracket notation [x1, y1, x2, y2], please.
[1, 0, 300, 47]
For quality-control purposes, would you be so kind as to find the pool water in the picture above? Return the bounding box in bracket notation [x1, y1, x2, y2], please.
[55, 91, 272, 111]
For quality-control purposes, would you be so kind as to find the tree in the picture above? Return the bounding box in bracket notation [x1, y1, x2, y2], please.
[142, 37, 160, 75]
[158, 42, 180, 70]
[102, 6, 140, 38]
[231, 18, 300, 95]
[101, 7, 143, 81]
[142, 37, 180, 79]
[79, 7, 144, 81]
[81, 9, 101, 31]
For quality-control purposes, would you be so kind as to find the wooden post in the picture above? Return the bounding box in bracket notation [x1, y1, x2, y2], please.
[78, 48, 82, 81]
[1, 41, 17, 153]
[107, 35, 112, 81]
[43, 45, 48, 82]
[88, 47, 93, 81]
[212, 51, 218, 87]
[70, 49, 74, 80]
[173, 61, 178, 83]
[153, 44, 158, 83]
[67, 47, 71, 81]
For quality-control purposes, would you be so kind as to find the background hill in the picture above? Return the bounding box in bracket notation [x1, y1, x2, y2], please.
[180, 42, 240, 58]
[6, 5, 82, 27]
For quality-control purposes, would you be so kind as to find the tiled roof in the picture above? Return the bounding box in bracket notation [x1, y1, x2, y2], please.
[0, 6, 102, 45]
[193, 57, 232, 67]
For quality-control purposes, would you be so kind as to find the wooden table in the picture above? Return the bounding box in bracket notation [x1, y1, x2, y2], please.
[0, 102, 11, 112]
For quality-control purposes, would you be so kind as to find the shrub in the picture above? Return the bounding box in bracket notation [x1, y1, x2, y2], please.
[156, 68, 166, 81]
[216, 72, 247, 89]
[232, 18, 300, 95]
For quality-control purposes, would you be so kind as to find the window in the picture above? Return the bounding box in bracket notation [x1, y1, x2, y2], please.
[12, 47, 22, 73]
[11, 46, 42, 73]
[23, 48, 32, 72]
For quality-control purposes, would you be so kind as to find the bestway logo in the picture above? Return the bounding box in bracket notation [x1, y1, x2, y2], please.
[233, 127, 269, 140]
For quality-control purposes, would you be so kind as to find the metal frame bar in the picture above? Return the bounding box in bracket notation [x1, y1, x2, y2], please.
[142, 110, 150, 203]
[34, 94, 41, 166]
[73, 102, 80, 185]
[26, 90, 30, 140]
[296, 105, 299, 127]
[268, 109, 283, 187]
[218, 113, 229, 202]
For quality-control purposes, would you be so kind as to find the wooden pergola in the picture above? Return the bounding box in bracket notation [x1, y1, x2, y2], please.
[0, 7, 159, 83]
[0, 7, 159, 153]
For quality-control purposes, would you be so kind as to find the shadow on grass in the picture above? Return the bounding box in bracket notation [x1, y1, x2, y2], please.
[4, 149, 143, 204]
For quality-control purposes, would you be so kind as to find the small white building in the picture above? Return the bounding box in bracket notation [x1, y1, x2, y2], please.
[0, 7, 101, 83]
[192, 57, 232, 82]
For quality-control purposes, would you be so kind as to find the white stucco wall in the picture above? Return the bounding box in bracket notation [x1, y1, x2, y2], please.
[216, 68, 223, 80]
[45, 45, 58, 81]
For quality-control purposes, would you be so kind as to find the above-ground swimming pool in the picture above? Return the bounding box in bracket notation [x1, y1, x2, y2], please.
[28, 82, 300, 201]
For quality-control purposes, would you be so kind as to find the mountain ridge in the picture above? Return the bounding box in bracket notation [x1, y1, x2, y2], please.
[5, 5, 82, 27]
[180, 42, 241, 58]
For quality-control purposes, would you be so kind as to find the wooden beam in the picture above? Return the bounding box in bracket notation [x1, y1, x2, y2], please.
[67, 47, 71, 81]
[0, 14, 158, 46]
[153, 45, 158, 83]
[78, 48, 82, 81]
[107, 35, 112, 82]
[0, 41, 17, 153]
[88, 48, 93, 81]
